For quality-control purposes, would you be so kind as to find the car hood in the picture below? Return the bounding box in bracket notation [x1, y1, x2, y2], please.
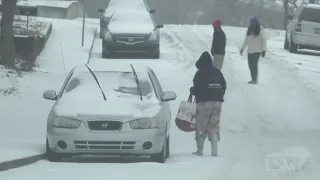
[109, 23, 154, 35]
[54, 99, 161, 122]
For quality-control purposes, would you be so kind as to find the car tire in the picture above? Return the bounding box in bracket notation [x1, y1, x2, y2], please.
[102, 52, 113, 59]
[284, 33, 289, 50]
[151, 53, 160, 59]
[150, 137, 167, 163]
[289, 36, 298, 53]
[46, 139, 63, 162]
[166, 136, 170, 159]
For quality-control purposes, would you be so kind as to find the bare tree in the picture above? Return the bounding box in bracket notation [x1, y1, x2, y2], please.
[283, 0, 308, 29]
[0, 0, 18, 68]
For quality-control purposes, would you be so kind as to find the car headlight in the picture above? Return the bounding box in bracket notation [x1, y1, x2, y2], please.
[52, 117, 81, 129]
[104, 31, 113, 40]
[129, 118, 158, 129]
[148, 31, 157, 41]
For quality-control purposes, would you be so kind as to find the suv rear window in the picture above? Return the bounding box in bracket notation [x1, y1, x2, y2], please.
[299, 8, 320, 23]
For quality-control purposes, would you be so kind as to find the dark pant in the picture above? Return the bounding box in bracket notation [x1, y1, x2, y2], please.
[248, 53, 261, 81]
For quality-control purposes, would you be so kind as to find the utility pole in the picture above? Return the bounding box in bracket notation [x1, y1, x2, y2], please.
[81, 0, 85, 46]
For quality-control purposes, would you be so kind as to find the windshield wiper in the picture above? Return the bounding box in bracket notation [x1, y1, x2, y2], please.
[130, 64, 143, 101]
[85, 64, 107, 101]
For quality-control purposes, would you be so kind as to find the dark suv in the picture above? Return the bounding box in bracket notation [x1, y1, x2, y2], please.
[101, 11, 163, 59]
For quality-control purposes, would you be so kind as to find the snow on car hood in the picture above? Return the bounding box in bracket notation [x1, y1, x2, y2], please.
[108, 12, 155, 35]
[54, 98, 161, 122]
[109, 23, 155, 35]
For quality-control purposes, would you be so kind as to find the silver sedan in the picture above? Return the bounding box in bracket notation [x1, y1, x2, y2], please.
[43, 62, 177, 163]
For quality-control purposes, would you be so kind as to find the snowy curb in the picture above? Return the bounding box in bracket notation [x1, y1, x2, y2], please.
[87, 27, 97, 64]
[0, 153, 45, 172]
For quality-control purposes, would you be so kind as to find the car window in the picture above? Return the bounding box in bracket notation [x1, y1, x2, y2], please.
[299, 8, 320, 23]
[61, 70, 156, 101]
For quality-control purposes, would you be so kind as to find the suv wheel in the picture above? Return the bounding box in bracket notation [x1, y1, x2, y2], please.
[151, 53, 160, 59]
[166, 136, 170, 158]
[150, 46, 160, 59]
[150, 137, 167, 163]
[289, 37, 298, 53]
[46, 140, 63, 162]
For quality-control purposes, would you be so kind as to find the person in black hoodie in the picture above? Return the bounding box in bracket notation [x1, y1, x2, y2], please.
[190, 51, 226, 156]
[211, 20, 226, 70]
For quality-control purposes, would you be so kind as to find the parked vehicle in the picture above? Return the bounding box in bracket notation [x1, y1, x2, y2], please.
[43, 62, 177, 163]
[98, 0, 155, 38]
[101, 11, 163, 59]
[285, 4, 320, 53]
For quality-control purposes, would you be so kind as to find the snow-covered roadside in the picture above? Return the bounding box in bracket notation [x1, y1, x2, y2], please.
[35, 18, 97, 74]
[0, 18, 96, 163]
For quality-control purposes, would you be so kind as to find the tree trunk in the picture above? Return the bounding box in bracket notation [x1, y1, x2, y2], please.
[0, 0, 18, 68]
[283, 0, 289, 30]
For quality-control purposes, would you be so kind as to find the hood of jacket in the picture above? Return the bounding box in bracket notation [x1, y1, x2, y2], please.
[196, 51, 213, 70]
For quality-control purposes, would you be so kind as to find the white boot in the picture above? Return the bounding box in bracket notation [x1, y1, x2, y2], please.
[192, 136, 205, 156]
[210, 133, 219, 156]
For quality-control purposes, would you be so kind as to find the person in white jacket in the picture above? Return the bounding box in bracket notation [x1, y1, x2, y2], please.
[240, 17, 267, 84]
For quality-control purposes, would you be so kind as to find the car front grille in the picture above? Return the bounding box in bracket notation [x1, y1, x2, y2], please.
[87, 121, 122, 131]
[74, 141, 136, 150]
[115, 37, 147, 44]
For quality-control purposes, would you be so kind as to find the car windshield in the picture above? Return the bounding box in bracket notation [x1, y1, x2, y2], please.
[299, 8, 320, 23]
[61, 69, 155, 101]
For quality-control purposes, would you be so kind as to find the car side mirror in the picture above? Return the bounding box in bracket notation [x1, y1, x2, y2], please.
[287, 15, 293, 20]
[98, 8, 105, 13]
[43, 90, 57, 100]
[156, 24, 164, 28]
[149, 9, 155, 13]
[162, 91, 177, 101]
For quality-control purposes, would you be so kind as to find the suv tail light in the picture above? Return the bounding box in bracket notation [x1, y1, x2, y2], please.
[295, 22, 301, 32]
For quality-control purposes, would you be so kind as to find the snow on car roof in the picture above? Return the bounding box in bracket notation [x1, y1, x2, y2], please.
[106, 0, 146, 11]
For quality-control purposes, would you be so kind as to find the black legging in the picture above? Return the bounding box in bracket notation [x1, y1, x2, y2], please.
[248, 53, 261, 81]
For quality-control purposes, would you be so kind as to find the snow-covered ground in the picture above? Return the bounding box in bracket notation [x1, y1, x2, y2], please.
[1, 22, 320, 180]
[0, 18, 96, 163]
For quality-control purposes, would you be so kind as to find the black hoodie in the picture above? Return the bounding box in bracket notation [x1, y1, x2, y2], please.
[191, 51, 226, 102]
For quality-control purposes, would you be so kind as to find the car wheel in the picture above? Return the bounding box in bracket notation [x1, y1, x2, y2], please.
[284, 33, 289, 50]
[151, 53, 160, 59]
[46, 139, 63, 162]
[166, 136, 170, 159]
[150, 137, 167, 163]
[102, 52, 114, 59]
[289, 36, 298, 53]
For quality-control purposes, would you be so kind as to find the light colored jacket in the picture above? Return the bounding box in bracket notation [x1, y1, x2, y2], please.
[241, 28, 267, 54]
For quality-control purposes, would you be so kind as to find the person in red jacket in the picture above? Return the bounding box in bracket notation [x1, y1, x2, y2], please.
[211, 20, 226, 70]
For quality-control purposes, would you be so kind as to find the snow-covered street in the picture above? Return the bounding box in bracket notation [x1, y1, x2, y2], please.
[1, 20, 320, 179]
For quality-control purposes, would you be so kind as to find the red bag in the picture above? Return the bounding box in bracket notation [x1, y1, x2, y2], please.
[175, 94, 196, 132]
